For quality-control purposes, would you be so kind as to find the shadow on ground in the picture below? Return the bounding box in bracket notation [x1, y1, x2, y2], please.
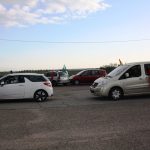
[89, 94, 150, 102]
[0, 99, 38, 103]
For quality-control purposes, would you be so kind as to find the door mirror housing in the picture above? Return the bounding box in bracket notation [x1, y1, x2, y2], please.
[0, 81, 5, 86]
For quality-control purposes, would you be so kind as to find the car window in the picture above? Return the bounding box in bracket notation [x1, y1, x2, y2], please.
[59, 72, 68, 77]
[76, 70, 85, 75]
[144, 64, 150, 76]
[91, 70, 99, 76]
[81, 70, 91, 76]
[120, 65, 141, 79]
[0, 75, 24, 84]
[3, 76, 17, 84]
[24, 75, 47, 82]
[18, 76, 25, 83]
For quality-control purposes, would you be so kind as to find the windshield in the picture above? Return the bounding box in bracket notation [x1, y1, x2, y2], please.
[0, 75, 7, 80]
[107, 65, 129, 78]
[76, 70, 85, 75]
[59, 71, 68, 77]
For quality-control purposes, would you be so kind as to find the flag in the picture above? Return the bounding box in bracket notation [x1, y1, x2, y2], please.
[62, 65, 69, 76]
[119, 59, 123, 65]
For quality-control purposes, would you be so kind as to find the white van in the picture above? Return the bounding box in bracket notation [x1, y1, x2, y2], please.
[90, 62, 150, 100]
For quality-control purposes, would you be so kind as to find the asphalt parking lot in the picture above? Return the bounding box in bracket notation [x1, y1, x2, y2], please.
[0, 85, 150, 150]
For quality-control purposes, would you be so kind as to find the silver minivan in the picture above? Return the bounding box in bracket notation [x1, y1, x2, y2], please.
[90, 62, 150, 100]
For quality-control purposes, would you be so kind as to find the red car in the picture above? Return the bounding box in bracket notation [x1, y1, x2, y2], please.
[69, 69, 107, 85]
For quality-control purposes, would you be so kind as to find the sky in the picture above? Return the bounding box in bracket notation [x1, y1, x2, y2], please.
[0, 0, 150, 71]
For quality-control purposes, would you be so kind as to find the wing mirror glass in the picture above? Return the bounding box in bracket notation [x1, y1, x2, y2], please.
[125, 73, 129, 78]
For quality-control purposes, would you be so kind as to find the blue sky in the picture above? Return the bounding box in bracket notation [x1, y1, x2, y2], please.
[0, 0, 150, 71]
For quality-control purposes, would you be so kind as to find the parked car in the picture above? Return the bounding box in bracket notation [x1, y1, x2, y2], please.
[90, 61, 150, 100]
[45, 71, 69, 86]
[0, 73, 53, 102]
[69, 69, 107, 85]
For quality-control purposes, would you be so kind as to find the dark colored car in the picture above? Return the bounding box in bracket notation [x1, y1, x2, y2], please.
[69, 69, 107, 85]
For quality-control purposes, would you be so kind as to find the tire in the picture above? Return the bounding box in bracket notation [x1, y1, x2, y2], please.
[34, 90, 48, 102]
[109, 87, 123, 100]
[74, 80, 80, 85]
[63, 83, 68, 86]
[52, 80, 57, 86]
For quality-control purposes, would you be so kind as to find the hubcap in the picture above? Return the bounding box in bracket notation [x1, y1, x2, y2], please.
[112, 89, 121, 100]
[75, 80, 79, 85]
[35, 91, 47, 101]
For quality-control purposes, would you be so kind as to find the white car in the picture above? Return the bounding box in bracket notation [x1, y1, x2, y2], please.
[0, 73, 53, 102]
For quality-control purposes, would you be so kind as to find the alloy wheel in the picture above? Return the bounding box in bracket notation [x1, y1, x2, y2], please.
[34, 90, 48, 102]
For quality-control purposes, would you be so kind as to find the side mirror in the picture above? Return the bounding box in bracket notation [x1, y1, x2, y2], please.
[125, 73, 129, 78]
[0, 81, 5, 86]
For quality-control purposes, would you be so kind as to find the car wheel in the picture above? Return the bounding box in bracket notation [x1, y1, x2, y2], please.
[74, 80, 80, 85]
[63, 83, 68, 86]
[52, 80, 57, 86]
[34, 90, 48, 102]
[109, 87, 123, 100]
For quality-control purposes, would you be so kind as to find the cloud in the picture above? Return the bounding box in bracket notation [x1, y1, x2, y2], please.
[0, 0, 110, 27]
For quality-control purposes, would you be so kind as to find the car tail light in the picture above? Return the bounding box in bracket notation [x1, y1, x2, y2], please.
[44, 81, 52, 87]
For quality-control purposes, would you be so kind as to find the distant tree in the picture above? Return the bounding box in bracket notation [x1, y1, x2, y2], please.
[101, 63, 118, 73]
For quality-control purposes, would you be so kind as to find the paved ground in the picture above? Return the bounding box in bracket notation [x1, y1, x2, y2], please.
[0, 85, 150, 150]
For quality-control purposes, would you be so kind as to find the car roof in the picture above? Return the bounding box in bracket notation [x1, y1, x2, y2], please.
[83, 69, 104, 71]
[7, 73, 44, 76]
[126, 61, 150, 66]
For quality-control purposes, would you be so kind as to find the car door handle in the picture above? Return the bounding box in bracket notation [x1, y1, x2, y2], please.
[19, 85, 24, 86]
[139, 78, 143, 80]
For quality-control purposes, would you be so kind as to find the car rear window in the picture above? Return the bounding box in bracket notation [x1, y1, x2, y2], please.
[24, 75, 47, 82]
[58, 71, 68, 77]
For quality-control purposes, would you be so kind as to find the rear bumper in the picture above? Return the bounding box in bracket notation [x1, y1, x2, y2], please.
[47, 87, 53, 97]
